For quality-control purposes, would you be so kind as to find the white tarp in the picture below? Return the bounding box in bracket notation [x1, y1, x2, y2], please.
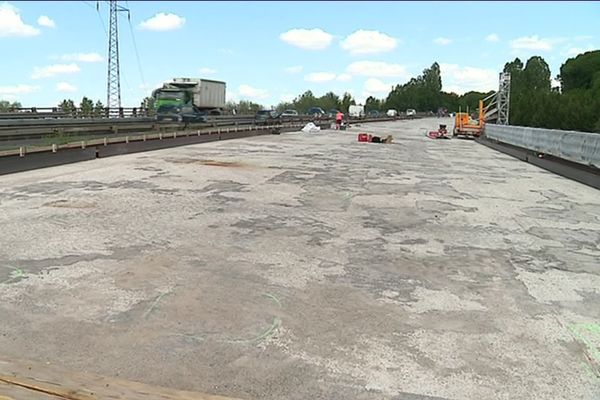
[301, 122, 321, 133]
[485, 124, 600, 169]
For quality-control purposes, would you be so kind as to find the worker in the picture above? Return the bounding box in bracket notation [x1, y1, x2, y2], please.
[335, 111, 344, 130]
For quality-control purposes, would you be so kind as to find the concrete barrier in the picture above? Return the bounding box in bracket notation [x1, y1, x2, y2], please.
[485, 124, 600, 169]
[0, 148, 97, 176]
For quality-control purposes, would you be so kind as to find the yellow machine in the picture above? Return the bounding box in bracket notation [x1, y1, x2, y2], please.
[453, 99, 485, 138]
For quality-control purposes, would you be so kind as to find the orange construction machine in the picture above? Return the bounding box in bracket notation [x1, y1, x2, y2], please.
[453, 99, 485, 138]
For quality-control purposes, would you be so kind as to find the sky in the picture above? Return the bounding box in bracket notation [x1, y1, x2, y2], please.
[0, 1, 598, 108]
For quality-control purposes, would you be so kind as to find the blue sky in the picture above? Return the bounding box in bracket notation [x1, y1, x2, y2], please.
[1, 1, 598, 108]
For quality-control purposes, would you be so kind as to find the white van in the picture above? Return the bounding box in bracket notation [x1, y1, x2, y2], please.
[406, 109, 416, 117]
[386, 109, 398, 117]
[349, 105, 365, 118]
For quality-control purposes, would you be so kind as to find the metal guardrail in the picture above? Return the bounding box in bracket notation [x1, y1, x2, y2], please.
[0, 115, 409, 142]
[0, 107, 153, 119]
[0, 123, 304, 175]
[485, 124, 600, 169]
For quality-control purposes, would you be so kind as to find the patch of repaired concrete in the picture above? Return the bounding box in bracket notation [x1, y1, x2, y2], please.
[515, 267, 600, 303]
[405, 287, 487, 313]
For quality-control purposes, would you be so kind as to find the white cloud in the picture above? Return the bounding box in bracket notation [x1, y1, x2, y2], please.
[564, 45, 596, 57]
[56, 82, 77, 93]
[138, 13, 185, 31]
[37, 15, 55, 28]
[59, 52, 103, 62]
[440, 63, 497, 95]
[0, 84, 40, 95]
[284, 65, 303, 74]
[279, 28, 333, 50]
[336, 73, 352, 82]
[304, 72, 336, 83]
[510, 35, 554, 51]
[340, 30, 397, 55]
[198, 67, 217, 75]
[485, 33, 500, 42]
[433, 37, 452, 46]
[0, 2, 40, 37]
[346, 61, 408, 78]
[364, 78, 392, 95]
[219, 48, 234, 55]
[31, 63, 80, 79]
[238, 84, 269, 100]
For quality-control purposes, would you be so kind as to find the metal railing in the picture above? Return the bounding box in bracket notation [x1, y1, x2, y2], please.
[0, 107, 155, 120]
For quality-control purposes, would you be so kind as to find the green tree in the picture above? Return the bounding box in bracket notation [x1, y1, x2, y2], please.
[340, 92, 355, 113]
[503, 58, 525, 124]
[224, 100, 263, 114]
[58, 99, 76, 116]
[365, 96, 383, 112]
[316, 91, 340, 112]
[385, 62, 444, 112]
[523, 56, 551, 93]
[559, 50, 600, 93]
[458, 91, 493, 112]
[94, 100, 106, 117]
[293, 90, 317, 114]
[140, 97, 155, 116]
[79, 96, 94, 118]
[0, 100, 22, 112]
[440, 92, 459, 112]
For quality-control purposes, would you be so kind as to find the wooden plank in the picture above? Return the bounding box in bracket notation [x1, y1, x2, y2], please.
[0, 356, 240, 400]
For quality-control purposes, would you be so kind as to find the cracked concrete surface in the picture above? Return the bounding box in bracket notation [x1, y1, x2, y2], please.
[0, 118, 599, 399]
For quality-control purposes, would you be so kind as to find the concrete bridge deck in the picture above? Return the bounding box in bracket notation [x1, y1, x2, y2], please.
[0, 118, 598, 399]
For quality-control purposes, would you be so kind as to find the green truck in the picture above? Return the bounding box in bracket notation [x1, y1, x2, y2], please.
[152, 78, 226, 122]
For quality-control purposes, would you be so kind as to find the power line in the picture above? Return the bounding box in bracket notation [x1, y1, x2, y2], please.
[125, 0, 146, 86]
[94, 1, 109, 38]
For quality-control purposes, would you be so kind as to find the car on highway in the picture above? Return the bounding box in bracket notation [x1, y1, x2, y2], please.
[306, 107, 325, 118]
[406, 108, 417, 117]
[254, 109, 281, 125]
[280, 109, 299, 117]
[327, 109, 340, 118]
[368, 110, 380, 118]
[156, 104, 208, 123]
[387, 109, 398, 117]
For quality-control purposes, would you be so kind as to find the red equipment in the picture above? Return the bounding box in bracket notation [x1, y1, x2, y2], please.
[427, 124, 450, 139]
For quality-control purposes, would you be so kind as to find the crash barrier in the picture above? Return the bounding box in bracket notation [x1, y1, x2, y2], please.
[484, 124, 600, 169]
[0, 122, 330, 176]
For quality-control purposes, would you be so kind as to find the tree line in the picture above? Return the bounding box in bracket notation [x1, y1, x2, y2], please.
[261, 51, 599, 133]
[56, 97, 106, 117]
[233, 63, 494, 117]
[505, 50, 600, 132]
[0, 100, 22, 112]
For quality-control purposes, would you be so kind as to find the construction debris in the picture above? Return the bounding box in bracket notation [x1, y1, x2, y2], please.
[427, 124, 450, 139]
[301, 122, 321, 133]
[358, 133, 394, 143]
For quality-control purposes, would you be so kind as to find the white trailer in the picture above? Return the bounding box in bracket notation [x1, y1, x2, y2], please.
[166, 78, 226, 113]
[349, 105, 365, 118]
